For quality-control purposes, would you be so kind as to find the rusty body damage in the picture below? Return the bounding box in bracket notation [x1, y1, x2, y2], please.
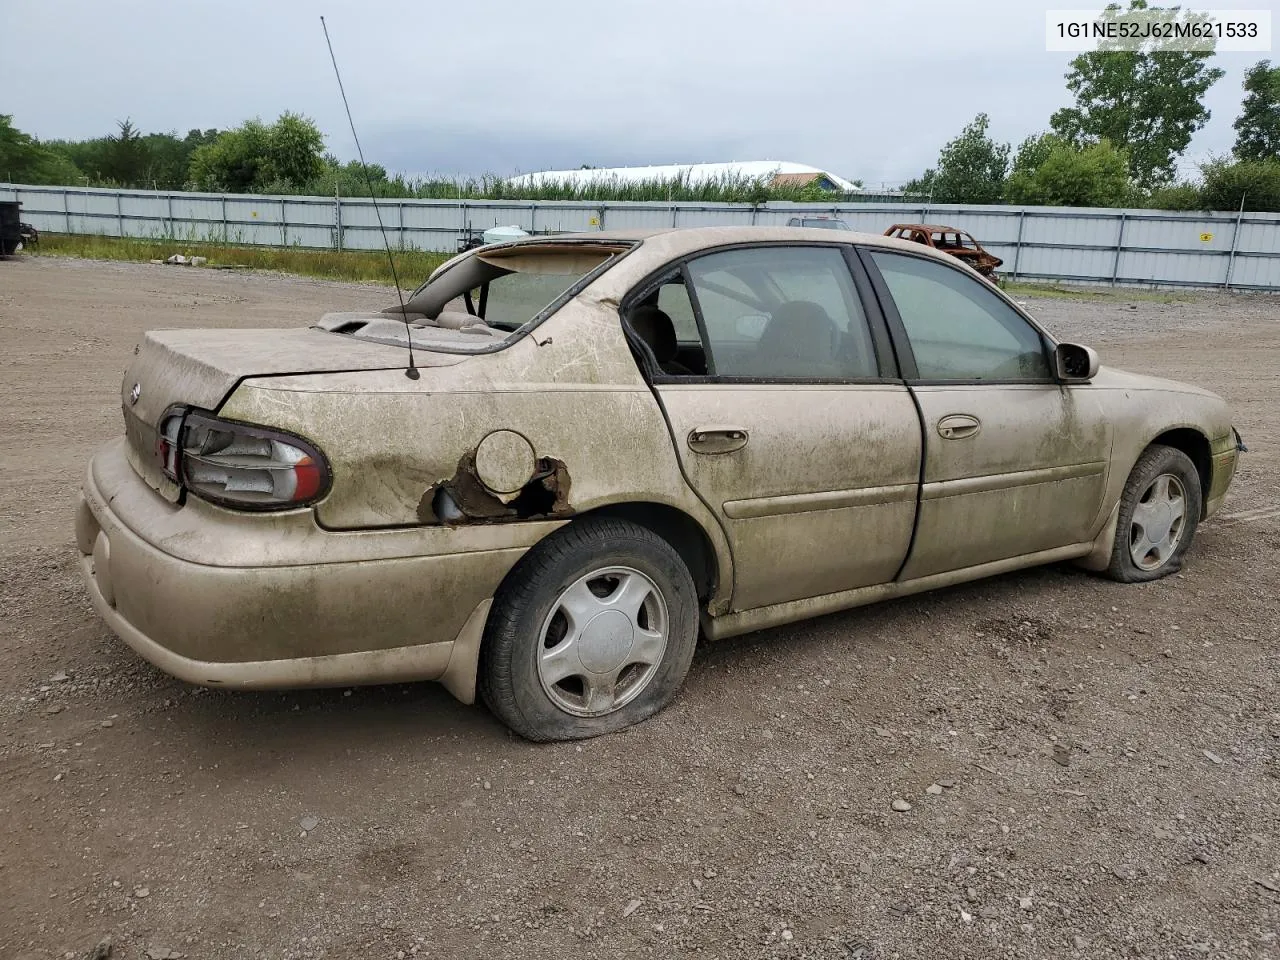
[884, 224, 1004, 279]
[76, 226, 1238, 708]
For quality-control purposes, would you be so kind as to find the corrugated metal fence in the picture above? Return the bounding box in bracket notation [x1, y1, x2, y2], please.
[4, 182, 1279, 290]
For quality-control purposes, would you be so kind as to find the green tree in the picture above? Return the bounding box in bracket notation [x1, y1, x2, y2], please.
[267, 112, 325, 186]
[1234, 60, 1280, 161]
[189, 119, 271, 191]
[911, 113, 1009, 204]
[1199, 157, 1280, 212]
[1144, 182, 1203, 210]
[1050, 1, 1224, 187]
[0, 115, 85, 184]
[899, 170, 935, 198]
[102, 119, 147, 185]
[1004, 133, 1133, 206]
[189, 114, 325, 193]
[1, 114, 50, 181]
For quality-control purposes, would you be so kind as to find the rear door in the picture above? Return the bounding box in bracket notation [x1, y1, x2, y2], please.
[632, 244, 922, 612]
[859, 247, 1113, 580]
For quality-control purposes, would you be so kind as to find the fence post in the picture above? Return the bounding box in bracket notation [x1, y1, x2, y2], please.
[334, 184, 342, 252]
[280, 198, 288, 247]
[398, 202, 405, 249]
[1011, 209, 1026, 280]
[1111, 212, 1127, 285]
[597, 205, 606, 231]
[116, 191, 125, 238]
[530, 202, 536, 236]
[671, 201, 677, 228]
[1225, 195, 1246, 289]
[63, 189, 71, 234]
[166, 193, 175, 239]
[220, 196, 229, 243]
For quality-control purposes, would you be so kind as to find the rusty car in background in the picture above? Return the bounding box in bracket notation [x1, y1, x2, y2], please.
[885, 223, 1003, 280]
[77, 226, 1240, 741]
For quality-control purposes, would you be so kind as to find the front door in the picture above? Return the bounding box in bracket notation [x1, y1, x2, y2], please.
[633, 244, 922, 612]
[861, 248, 1113, 580]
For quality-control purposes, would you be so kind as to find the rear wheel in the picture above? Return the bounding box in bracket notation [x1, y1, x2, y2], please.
[479, 517, 699, 741]
[1105, 444, 1202, 582]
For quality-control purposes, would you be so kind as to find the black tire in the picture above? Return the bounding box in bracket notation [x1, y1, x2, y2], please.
[479, 517, 699, 741]
[1104, 444, 1202, 583]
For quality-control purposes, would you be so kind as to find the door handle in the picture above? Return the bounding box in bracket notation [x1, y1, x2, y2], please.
[688, 426, 749, 455]
[937, 414, 981, 440]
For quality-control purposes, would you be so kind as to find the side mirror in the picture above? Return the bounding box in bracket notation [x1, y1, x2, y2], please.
[1054, 342, 1100, 383]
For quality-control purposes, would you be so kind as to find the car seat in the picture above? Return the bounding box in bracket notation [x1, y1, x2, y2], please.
[629, 306, 693, 376]
[754, 301, 845, 378]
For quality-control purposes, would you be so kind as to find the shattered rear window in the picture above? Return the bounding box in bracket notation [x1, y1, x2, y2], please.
[320, 241, 634, 355]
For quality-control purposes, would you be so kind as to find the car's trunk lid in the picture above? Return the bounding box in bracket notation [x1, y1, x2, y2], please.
[121, 326, 465, 500]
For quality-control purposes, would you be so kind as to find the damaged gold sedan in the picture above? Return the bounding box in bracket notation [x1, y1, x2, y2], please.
[77, 227, 1243, 740]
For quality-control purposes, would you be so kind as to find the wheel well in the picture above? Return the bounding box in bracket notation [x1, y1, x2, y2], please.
[1151, 428, 1211, 505]
[576, 502, 719, 601]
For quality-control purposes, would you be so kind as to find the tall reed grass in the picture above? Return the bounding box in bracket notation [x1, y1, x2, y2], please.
[33, 234, 449, 286]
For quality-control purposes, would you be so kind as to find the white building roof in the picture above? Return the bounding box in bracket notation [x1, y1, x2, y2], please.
[507, 160, 860, 192]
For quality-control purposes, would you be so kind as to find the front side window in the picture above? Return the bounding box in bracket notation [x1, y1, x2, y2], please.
[685, 246, 879, 380]
[869, 250, 1050, 381]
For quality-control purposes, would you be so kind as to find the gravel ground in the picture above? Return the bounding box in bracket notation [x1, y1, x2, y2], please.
[1, 256, 1277, 960]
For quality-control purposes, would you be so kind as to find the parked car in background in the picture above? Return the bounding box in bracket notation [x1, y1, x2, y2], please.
[0, 201, 23, 256]
[78, 226, 1241, 741]
[457, 224, 530, 252]
[786, 216, 851, 231]
[885, 223, 1003, 280]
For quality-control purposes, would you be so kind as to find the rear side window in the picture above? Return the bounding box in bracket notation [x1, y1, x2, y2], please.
[685, 246, 879, 380]
[869, 250, 1049, 381]
[482, 271, 590, 329]
[657, 281, 699, 340]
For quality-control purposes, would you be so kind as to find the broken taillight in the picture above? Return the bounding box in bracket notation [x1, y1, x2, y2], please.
[156, 410, 330, 511]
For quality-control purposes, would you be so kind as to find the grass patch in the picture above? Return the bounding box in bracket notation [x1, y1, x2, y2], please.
[1003, 280, 1194, 303]
[31, 234, 450, 286]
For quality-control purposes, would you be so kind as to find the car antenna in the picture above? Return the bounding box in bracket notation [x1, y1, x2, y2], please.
[320, 15, 419, 380]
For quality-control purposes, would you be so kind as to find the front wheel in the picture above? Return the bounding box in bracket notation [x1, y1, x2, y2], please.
[1104, 444, 1202, 583]
[478, 517, 699, 741]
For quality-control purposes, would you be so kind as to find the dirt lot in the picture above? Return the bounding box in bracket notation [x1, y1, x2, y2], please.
[1, 256, 1277, 960]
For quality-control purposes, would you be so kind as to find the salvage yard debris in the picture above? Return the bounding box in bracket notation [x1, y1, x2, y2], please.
[149, 254, 209, 266]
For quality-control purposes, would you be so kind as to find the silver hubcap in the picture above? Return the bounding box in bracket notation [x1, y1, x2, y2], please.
[536, 566, 669, 717]
[1129, 473, 1187, 571]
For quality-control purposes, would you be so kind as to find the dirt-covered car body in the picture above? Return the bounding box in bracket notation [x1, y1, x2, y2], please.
[77, 226, 1239, 734]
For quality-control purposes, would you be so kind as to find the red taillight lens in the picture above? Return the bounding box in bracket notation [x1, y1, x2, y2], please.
[157, 411, 330, 511]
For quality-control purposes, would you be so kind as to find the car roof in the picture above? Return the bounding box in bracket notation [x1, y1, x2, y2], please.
[428, 226, 971, 286]
[571, 225, 969, 257]
[526, 225, 938, 249]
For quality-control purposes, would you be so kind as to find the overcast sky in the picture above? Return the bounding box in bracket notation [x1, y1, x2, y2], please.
[4, 0, 1273, 187]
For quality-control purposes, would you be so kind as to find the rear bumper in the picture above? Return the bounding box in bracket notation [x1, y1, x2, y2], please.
[75, 439, 544, 698]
